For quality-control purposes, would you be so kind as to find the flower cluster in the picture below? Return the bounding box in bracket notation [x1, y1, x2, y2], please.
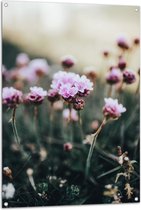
[2, 87, 23, 107]
[27, 86, 47, 104]
[103, 98, 126, 119]
[50, 71, 93, 110]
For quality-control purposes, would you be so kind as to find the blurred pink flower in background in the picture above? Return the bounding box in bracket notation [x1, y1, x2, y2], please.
[62, 108, 79, 121]
[61, 55, 76, 69]
[2, 87, 23, 107]
[63, 142, 73, 151]
[16, 53, 30, 68]
[27, 86, 47, 104]
[29, 59, 49, 77]
[117, 35, 130, 50]
[106, 68, 122, 85]
[118, 56, 127, 71]
[123, 69, 136, 84]
[103, 98, 126, 119]
[47, 89, 60, 103]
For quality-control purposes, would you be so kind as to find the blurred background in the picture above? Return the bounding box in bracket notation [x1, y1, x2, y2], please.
[2, 2, 140, 70]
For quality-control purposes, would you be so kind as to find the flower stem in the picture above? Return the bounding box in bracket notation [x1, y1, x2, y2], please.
[11, 107, 20, 145]
[85, 118, 106, 179]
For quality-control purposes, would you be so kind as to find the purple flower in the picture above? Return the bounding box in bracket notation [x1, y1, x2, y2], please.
[50, 71, 93, 100]
[27, 86, 47, 104]
[2, 87, 23, 107]
[16, 53, 30, 67]
[123, 70, 136, 84]
[61, 55, 76, 68]
[47, 89, 60, 103]
[75, 75, 93, 96]
[73, 98, 85, 110]
[118, 56, 126, 70]
[117, 36, 129, 50]
[29, 59, 49, 77]
[106, 68, 122, 85]
[103, 98, 126, 119]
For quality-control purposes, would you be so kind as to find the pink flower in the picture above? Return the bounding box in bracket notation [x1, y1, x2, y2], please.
[75, 75, 93, 96]
[118, 56, 126, 70]
[27, 86, 47, 104]
[2, 87, 23, 107]
[106, 68, 122, 85]
[103, 98, 126, 119]
[16, 53, 30, 67]
[50, 71, 93, 100]
[61, 55, 76, 68]
[62, 108, 78, 121]
[123, 70, 136, 84]
[63, 142, 73, 151]
[117, 36, 129, 50]
[17, 66, 38, 84]
[59, 84, 78, 99]
[29, 59, 49, 77]
[47, 89, 60, 103]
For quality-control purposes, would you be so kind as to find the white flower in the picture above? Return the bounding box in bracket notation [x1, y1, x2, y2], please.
[2, 183, 15, 199]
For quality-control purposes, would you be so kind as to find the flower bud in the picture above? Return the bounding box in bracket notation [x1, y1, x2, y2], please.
[73, 98, 85, 110]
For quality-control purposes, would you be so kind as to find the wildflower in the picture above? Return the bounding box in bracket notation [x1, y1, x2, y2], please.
[61, 55, 76, 68]
[123, 70, 136, 84]
[118, 56, 126, 70]
[16, 53, 30, 67]
[27, 86, 47, 104]
[2, 87, 23, 107]
[47, 89, 60, 103]
[103, 98, 126, 119]
[75, 75, 93, 96]
[64, 142, 73, 151]
[29, 59, 49, 77]
[103, 50, 110, 57]
[63, 108, 79, 121]
[117, 36, 129, 50]
[106, 68, 122, 85]
[133, 37, 140, 45]
[73, 98, 85, 110]
[2, 183, 15, 199]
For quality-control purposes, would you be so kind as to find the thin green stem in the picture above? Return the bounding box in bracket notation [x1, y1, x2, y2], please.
[85, 118, 106, 179]
[11, 107, 20, 145]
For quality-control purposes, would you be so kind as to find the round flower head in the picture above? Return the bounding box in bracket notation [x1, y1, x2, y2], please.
[47, 89, 60, 103]
[123, 70, 136, 84]
[16, 53, 30, 67]
[118, 56, 126, 70]
[63, 142, 73, 151]
[50, 71, 93, 101]
[106, 68, 122, 85]
[2, 87, 23, 107]
[29, 59, 49, 77]
[73, 98, 85, 110]
[61, 55, 76, 69]
[103, 98, 126, 119]
[63, 108, 78, 122]
[117, 36, 129, 50]
[27, 86, 47, 104]
[133, 37, 140, 45]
